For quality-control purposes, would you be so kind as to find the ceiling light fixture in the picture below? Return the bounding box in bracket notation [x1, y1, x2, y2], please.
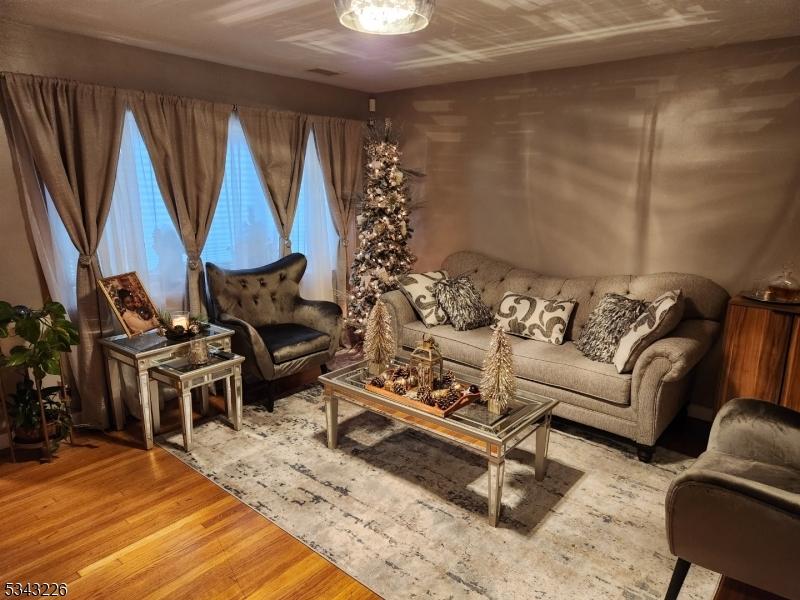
[335, 0, 435, 35]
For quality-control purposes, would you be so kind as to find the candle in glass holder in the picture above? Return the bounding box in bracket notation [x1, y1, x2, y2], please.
[188, 338, 209, 365]
[171, 310, 190, 331]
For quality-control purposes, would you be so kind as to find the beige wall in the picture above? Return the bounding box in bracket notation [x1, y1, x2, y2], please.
[0, 19, 369, 307]
[379, 36, 800, 295]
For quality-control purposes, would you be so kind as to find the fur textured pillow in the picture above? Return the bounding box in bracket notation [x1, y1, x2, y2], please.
[433, 275, 493, 331]
[398, 271, 449, 327]
[613, 290, 684, 373]
[575, 293, 648, 363]
[494, 292, 576, 345]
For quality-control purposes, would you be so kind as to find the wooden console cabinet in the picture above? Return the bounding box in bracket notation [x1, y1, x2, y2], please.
[716, 296, 800, 412]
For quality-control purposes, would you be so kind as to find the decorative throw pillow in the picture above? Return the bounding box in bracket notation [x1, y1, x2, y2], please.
[613, 290, 684, 373]
[494, 292, 576, 345]
[575, 293, 648, 363]
[432, 275, 493, 331]
[398, 271, 449, 327]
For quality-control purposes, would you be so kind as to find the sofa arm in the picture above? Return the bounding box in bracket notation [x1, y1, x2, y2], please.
[218, 312, 275, 380]
[381, 289, 418, 348]
[633, 319, 720, 445]
[294, 299, 343, 356]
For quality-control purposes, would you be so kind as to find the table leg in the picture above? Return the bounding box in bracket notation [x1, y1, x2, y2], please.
[224, 376, 233, 422]
[535, 414, 552, 482]
[178, 386, 193, 452]
[200, 385, 209, 416]
[105, 355, 125, 431]
[137, 369, 154, 450]
[233, 368, 243, 431]
[148, 379, 161, 435]
[325, 392, 338, 450]
[488, 459, 505, 527]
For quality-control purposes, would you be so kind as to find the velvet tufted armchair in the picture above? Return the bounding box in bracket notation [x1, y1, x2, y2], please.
[205, 253, 342, 411]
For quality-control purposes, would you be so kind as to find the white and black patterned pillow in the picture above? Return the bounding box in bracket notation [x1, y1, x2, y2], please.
[494, 292, 576, 345]
[398, 271, 448, 327]
[432, 275, 493, 331]
[575, 293, 648, 363]
[613, 290, 684, 373]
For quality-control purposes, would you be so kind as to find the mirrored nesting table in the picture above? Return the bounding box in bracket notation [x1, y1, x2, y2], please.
[98, 324, 234, 449]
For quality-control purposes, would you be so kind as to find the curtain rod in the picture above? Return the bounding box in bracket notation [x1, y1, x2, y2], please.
[0, 71, 366, 125]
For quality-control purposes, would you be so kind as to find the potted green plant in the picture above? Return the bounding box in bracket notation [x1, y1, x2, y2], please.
[0, 301, 79, 456]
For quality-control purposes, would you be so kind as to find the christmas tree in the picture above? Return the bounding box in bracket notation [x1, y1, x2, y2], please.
[481, 327, 516, 414]
[347, 119, 416, 335]
[364, 299, 395, 375]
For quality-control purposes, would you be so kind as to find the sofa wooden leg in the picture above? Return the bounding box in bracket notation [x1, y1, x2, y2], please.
[320, 363, 329, 375]
[664, 558, 691, 600]
[264, 381, 276, 413]
[636, 443, 654, 463]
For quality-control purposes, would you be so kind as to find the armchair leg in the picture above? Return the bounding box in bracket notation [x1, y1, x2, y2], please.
[320, 363, 329, 375]
[265, 381, 276, 413]
[664, 558, 690, 600]
[636, 443, 654, 463]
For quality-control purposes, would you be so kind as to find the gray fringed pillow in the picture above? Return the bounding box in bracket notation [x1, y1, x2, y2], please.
[433, 275, 493, 331]
[575, 293, 648, 363]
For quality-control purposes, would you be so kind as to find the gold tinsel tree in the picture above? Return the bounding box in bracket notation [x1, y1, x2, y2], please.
[364, 299, 395, 375]
[481, 327, 516, 413]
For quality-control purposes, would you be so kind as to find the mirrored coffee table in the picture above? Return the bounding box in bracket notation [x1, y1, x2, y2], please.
[319, 357, 559, 526]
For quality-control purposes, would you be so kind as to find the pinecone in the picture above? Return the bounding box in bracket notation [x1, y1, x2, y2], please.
[417, 385, 435, 406]
[370, 376, 386, 388]
[394, 366, 410, 379]
[441, 370, 455, 388]
[446, 387, 461, 405]
[392, 381, 407, 395]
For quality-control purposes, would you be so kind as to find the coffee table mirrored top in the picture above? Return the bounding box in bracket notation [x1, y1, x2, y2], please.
[319, 356, 559, 526]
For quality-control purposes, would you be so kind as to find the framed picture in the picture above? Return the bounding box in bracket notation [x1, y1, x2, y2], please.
[98, 272, 160, 337]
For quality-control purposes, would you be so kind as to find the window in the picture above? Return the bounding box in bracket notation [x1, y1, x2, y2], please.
[290, 131, 339, 302]
[203, 115, 281, 269]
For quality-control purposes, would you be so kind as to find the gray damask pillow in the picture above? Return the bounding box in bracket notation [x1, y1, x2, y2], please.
[398, 271, 448, 327]
[613, 290, 684, 373]
[575, 293, 648, 363]
[432, 275, 493, 331]
[494, 292, 576, 345]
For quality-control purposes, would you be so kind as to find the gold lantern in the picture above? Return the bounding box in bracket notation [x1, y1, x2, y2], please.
[409, 334, 443, 389]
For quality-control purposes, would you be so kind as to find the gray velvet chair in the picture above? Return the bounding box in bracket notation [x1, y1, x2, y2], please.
[664, 398, 800, 600]
[205, 253, 342, 411]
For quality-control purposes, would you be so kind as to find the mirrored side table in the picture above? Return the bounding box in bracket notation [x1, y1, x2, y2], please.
[98, 324, 234, 449]
[150, 349, 244, 452]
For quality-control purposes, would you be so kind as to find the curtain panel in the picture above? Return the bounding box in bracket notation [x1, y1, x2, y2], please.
[129, 93, 232, 314]
[238, 107, 309, 257]
[0, 73, 125, 429]
[311, 116, 364, 308]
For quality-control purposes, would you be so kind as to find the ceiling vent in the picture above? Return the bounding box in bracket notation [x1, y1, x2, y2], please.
[307, 68, 340, 77]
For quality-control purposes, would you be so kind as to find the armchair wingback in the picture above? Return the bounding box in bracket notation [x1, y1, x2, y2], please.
[206, 253, 342, 410]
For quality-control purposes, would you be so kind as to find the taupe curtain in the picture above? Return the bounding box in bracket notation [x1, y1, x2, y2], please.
[311, 116, 364, 308]
[239, 107, 309, 256]
[130, 93, 231, 313]
[1, 73, 125, 429]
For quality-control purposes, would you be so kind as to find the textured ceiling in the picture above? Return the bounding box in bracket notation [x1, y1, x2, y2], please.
[3, 0, 800, 92]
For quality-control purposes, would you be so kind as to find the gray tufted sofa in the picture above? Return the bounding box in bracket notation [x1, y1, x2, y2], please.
[382, 251, 729, 461]
[206, 253, 342, 411]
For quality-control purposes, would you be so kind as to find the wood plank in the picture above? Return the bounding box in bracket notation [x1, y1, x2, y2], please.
[716, 303, 793, 409]
[779, 317, 800, 411]
[0, 432, 379, 600]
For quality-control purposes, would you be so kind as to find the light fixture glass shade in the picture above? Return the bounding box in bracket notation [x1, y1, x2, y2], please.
[335, 0, 434, 35]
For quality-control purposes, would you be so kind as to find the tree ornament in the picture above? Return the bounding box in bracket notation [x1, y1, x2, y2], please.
[364, 299, 395, 376]
[480, 327, 516, 414]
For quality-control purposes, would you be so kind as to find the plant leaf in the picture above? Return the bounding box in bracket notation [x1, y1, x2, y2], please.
[15, 317, 40, 344]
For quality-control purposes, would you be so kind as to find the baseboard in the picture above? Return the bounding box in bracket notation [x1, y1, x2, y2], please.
[687, 404, 714, 422]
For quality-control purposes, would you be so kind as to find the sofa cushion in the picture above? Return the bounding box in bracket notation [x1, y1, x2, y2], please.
[494, 292, 576, 345]
[614, 290, 684, 373]
[398, 271, 449, 327]
[256, 323, 331, 364]
[441, 251, 517, 312]
[401, 321, 632, 406]
[433, 275, 493, 330]
[576, 293, 647, 362]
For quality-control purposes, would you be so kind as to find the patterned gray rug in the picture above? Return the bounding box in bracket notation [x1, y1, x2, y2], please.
[158, 385, 719, 600]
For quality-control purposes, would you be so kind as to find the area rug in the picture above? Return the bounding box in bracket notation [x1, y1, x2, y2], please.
[158, 385, 720, 600]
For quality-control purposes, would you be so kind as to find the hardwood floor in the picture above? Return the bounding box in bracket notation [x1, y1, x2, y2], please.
[0, 432, 379, 600]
